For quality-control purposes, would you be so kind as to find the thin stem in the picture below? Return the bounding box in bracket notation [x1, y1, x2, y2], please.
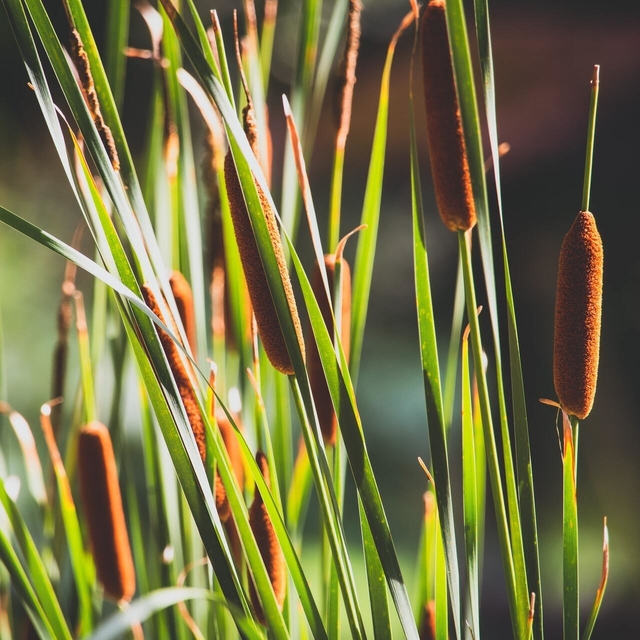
[581, 65, 600, 212]
[328, 145, 346, 252]
[458, 230, 525, 640]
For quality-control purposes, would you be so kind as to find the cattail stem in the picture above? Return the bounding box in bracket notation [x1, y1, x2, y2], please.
[74, 292, 97, 424]
[582, 66, 600, 212]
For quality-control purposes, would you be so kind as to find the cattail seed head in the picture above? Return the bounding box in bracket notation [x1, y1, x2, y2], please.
[421, 0, 476, 232]
[307, 254, 352, 446]
[214, 415, 245, 523]
[224, 153, 305, 375]
[142, 285, 207, 462]
[249, 451, 285, 622]
[169, 271, 197, 355]
[553, 211, 603, 420]
[78, 422, 135, 602]
[70, 30, 120, 171]
[419, 600, 436, 640]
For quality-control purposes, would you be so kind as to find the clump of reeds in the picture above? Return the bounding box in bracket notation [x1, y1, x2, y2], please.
[421, 0, 476, 232]
[77, 422, 135, 603]
[224, 103, 305, 375]
[69, 29, 120, 171]
[553, 211, 603, 420]
[169, 270, 197, 355]
[142, 284, 207, 462]
[249, 451, 285, 622]
[307, 254, 351, 446]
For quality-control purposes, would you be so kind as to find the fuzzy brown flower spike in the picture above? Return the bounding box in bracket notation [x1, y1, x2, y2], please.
[169, 271, 197, 356]
[421, 0, 476, 231]
[78, 422, 135, 602]
[142, 285, 207, 463]
[419, 600, 436, 640]
[554, 211, 603, 420]
[249, 451, 285, 623]
[308, 255, 352, 446]
[224, 131, 305, 375]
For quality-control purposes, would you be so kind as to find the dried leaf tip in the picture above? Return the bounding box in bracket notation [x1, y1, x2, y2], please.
[421, 0, 476, 231]
[249, 451, 285, 622]
[78, 422, 135, 602]
[553, 211, 603, 420]
[307, 254, 352, 446]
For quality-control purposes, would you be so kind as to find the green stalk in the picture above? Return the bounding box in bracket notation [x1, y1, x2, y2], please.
[581, 66, 600, 213]
[563, 415, 579, 640]
[74, 293, 97, 424]
[458, 230, 524, 639]
[328, 145, 346, 252]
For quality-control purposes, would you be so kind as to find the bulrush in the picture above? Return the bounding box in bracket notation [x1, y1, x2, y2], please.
[249, 451, 285, 622]
[553, 211, 603, 420]
[69, 30, 120, 171]
[419, 600, 436, 640]
[307, 254, 352, 446]
[421, 0, 476, 232]
[224, 111, 304, 375]
[78, 422, 135, 602]
[169, 270, 197, 355]
[213, 415, 245, 524]
[142, 285, 207, 462]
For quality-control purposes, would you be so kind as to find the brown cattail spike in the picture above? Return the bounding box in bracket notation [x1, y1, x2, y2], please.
[142, 285, 207, 462]
[308, 254, 352, 446]
[69, 30, 120, 171]
[169, 271, 197, 356]
[249, 451, 285, 622]
[335, 0, 363, 149]
[421, 0, 476, 231]
[224, 154, 305, 375]
[213, 415, 245, 523]
[553, 211, 603, 420]
[78, 422, 135, 602]
[418, 600, 436, 640]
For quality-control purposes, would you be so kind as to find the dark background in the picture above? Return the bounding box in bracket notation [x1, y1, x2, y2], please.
[1, 0, 639, 636]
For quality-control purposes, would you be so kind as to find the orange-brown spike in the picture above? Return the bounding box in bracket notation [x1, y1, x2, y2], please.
[421, 0, 476, 232]
[418, 600, 436, 640]
[142, 285, 207, 462]
[249, 451, 285, 622]
[223, 153, 305, 375]
[307, 254, 352, 446]
[169, 271, 197, 355]
[78, 422, 135, 603]
[553, 211, 603, 420]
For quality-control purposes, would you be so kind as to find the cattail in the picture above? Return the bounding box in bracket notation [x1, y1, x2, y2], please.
[213, 415, 246, 523]
[419, 600, 436, 640]
[169, 271, 197, 356]
[334, 0, 363, 149]
[142, 285, 207, 462]
[78, 422, 135, 602]
[553, 211, 603, 420]
[421, 0, 476, 232]
[69, 29, 120, 171]
[249, 451, 285, 622]
[224, 111, 305, 375]
[307, 254, 352, 446]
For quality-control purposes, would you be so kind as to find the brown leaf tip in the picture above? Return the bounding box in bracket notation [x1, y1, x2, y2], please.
[78, 422, 135, 603]
[223, 152, 305, 375]
[421, 0, 476, 232]
[553, 211, 603, 420]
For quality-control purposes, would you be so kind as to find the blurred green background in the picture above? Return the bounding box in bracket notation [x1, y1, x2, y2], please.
[1, 0, 639, 636]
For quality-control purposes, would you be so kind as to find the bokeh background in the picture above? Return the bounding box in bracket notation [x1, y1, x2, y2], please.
[1, 0, 639, 636]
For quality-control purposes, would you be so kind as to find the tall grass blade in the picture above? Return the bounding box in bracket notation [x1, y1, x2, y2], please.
[350, 10, 413, 383]
[86, 587, 264, 640]
[473, 1, 543, 634]
[0, 478, 73, 640]
[104, 0, 129, 110]
[410, 52, 461, 639]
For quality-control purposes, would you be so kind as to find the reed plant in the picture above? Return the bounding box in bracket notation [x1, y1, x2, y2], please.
[0, 0, 610, 638]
